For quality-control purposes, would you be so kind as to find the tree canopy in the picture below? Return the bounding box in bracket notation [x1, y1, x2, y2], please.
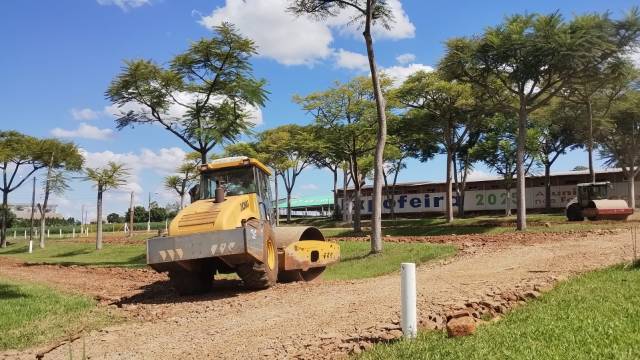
[106, 23, 268, 164]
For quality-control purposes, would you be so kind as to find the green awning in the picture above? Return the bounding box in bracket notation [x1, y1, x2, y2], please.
[276, 195, 333, 209]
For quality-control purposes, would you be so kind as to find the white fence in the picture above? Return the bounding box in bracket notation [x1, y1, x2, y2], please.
[339, 181, 640, 215]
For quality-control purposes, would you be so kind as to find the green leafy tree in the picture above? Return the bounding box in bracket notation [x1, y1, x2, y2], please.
[295, 77, 380, 233]
[599, 89, 640, 208]
[255, 124, 316, 223]
[0, 207, 16, 229]
[106, 23, 267, 171]
[395, 71, 476, 222]
[125, 206, 150, 224]
[289, 0, 396, 253]
[0, 131, 50, 247]
[530, 100, 580, 211]
[36, 139, 83, 249]
[164, 152, 200, 209]
[563, 59, 637, 183]
[83, 162, 129, 250]
[307, 125, 345, 220]
[107, 213, 122, 223]
[470, 115, 538, 216]
[440, 10, 640, 230]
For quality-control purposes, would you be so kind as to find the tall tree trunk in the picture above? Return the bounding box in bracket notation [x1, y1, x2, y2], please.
[505, 184, 512, 216]
[587, 100, 596, 183]
[516, 101, 528, 230]
[364, 1, 386, 254]
[342, 168, 348, 223]
[39, 165, 54, 248]
[353, 185, 362, 233]
[544, 163, 552, 213]
[179, 194, 185, 209]
[286, 191, 292, 223]
[445, 148, 454, 223]
[96, 185, 103, 250]
[332, 169, 339, 220]
[0, 190, 7, 248]
[630, 174, 636, 209]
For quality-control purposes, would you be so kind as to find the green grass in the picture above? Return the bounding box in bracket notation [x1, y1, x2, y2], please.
[307, 213, 633, 238]
[360, 265, 640, 360]
[323, 241, 456, 280]
[0, 279, 114, 351]
[0, 241, 146, 268]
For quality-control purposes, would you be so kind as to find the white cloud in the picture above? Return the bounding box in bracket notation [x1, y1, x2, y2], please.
[200, 0, 333, 66]
[325, 0, 415, 40]
[395, 53, 416, 65]
[96, 0, 151, 11]
[105, 91, 263, 125]
[81, 147, 187, 177]
[51, 123, 114, 140]
[71, 108, 99, 121]
[334, 49, 370, 72]
[382, 63, 434, 86]
[199, 0, 415, 66]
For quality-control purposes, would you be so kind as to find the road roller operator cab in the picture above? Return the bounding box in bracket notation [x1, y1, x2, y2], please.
[147, 156, 340, 296]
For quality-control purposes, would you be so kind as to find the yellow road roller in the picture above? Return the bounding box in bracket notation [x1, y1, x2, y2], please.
[146, 156, 340, 295]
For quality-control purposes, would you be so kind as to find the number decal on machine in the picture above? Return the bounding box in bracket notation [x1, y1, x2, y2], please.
[240, 200, 249, 211]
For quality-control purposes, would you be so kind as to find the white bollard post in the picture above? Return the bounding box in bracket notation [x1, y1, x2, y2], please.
[24, 230, 27, 239]
[47, 229, 50, 238]
[401, 263, 417, 339]
[59, 229, 62, 238]
[72, 228, 75, 238]
[28, 239, 33, 253]
[13, 230, 16, 239]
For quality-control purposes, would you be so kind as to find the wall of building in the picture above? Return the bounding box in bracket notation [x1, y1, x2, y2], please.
[338, 181, 640, 215]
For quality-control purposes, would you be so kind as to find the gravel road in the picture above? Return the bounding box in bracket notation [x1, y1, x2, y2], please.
[1, 229, 634, 360]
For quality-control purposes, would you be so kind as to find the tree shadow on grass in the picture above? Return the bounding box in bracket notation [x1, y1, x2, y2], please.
[0, 283, 27, 300]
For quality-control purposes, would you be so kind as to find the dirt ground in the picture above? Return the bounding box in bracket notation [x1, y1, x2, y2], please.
[1, 228, 636, 360]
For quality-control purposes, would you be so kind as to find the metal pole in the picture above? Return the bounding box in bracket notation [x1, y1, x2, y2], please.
[401, 263, 417, 339]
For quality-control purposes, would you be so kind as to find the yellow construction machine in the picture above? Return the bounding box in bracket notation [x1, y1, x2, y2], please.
[147, 156, 340, 295]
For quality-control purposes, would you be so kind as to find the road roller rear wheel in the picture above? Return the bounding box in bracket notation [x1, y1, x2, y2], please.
[566, 203, 584, 222]
[237, 225, 278, 290]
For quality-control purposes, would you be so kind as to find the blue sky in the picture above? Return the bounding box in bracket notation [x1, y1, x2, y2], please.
[2, 0, 638, 219]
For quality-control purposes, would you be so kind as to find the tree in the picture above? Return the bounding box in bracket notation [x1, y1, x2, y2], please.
[0, 207, 16, 229]
[380, 142, 407, 221]
[164, 152, 200, 209]
[307, 125, 344, 219]
[530, 100, 580, 211]
[563, 59, 637, 183]
[441, 10, 640, 230]
[106, 23, 267, 171]
[290, 0, 396, 253]
[107, 213, 122, 223]
[470, 115, 538, 216]
[36, 139, 83, 249]
[0, 131, 49, 247]
[296, 77, 380, 233]
[255, 124, 315, 223]
[125, 206, 150, 224]
[599, 89, 640, 208]
[83, 162, 129, 250]
[395, 70, 475, 222]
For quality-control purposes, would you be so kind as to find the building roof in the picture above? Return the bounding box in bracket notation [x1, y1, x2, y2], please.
[350, 168, 627, 191]
[276, 195, 333, 209]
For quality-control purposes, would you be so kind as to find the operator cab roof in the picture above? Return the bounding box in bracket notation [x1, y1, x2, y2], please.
[200, 156, 272, 176]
